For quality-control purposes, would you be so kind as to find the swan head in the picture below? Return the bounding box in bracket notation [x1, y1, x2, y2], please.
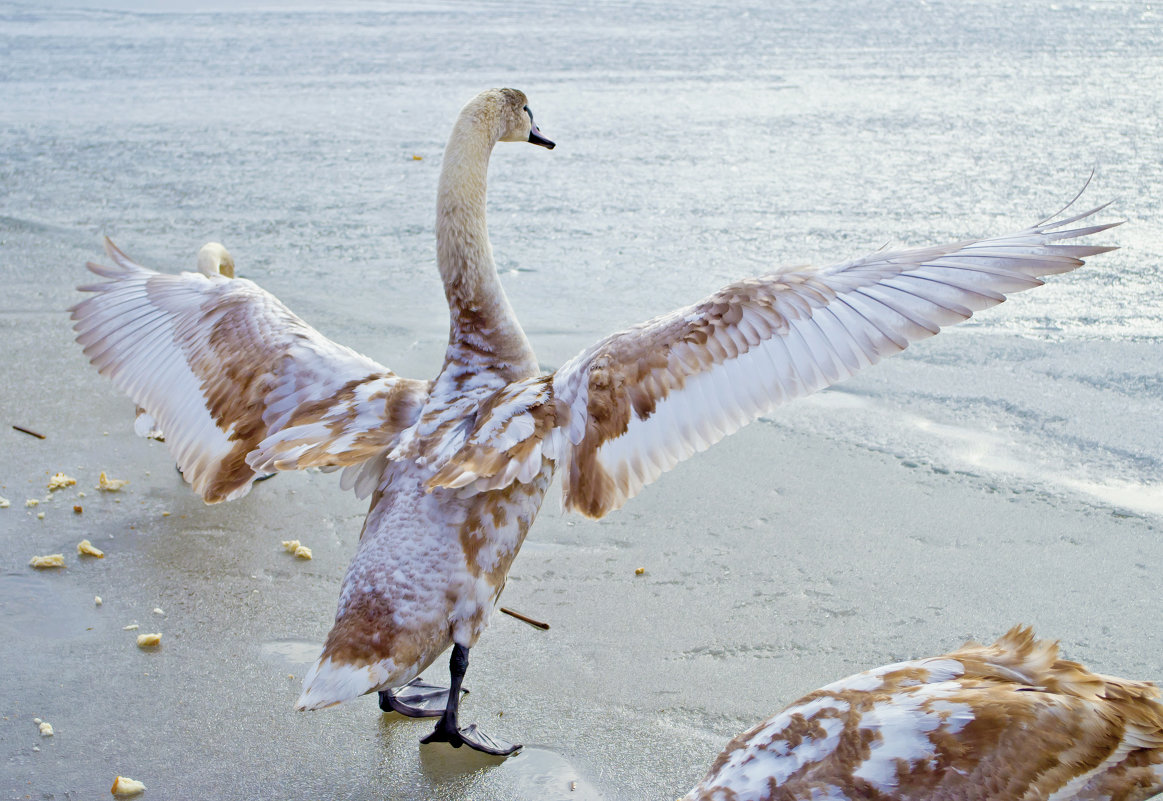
[196, 242, 235, 278]
[475, 88, 555, 150]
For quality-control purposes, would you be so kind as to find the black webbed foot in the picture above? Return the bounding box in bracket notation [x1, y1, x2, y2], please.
[413, 643, 521, 757]
[379, 678, 467, 718]
[420, 721, 521, 756]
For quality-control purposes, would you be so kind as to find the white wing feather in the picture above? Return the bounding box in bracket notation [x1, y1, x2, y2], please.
[72, 239, 428, 502]
[430, 205, 1118, 518]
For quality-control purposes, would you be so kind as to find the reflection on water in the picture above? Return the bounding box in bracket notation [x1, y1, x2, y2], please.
[420, 743, 604, 801]
[372, 713, 605, 800]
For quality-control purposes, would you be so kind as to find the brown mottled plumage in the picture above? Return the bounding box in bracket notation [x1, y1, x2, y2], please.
[72, 88, 1119, 754]
[684, 627, 1163, 801]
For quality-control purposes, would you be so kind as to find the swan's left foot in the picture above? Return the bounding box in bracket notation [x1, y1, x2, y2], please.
[379, 678, 466, 718]
[416, 643, 521, 757]
[253, 472, 276, 483]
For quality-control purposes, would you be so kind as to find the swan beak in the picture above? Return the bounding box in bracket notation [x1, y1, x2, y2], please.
[528, 125, 555, 149]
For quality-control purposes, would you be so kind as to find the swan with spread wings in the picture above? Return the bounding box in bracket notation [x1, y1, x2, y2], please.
[72, 88, 1118, 755]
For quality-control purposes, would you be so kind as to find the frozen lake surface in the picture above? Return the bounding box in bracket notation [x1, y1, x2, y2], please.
[2, 1, 1161, 799]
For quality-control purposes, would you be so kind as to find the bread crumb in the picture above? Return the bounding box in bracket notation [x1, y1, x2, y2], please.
[95, 596, 103, 606]
[111, 775, 146, 796]
[25, 498, 39, 508]
[33, 717, 42, 724]
[74, 505, 83, 514]
[136, 633, 161, 648]
[77, 539, 105, 558]
[38, 721, 53, 737]
[282, 540, 312, 559]
[97, 472, 129, 492]
[0, 496, 9, 509]
[47, 473, 77, 491]
[152, 608, 165, 616]
[635, 567, 645, 575]
[29, 554, 65, 569]
[37, 512, 45, 520]
[78, 491, 86, 498]
[123, 624, 139, 631]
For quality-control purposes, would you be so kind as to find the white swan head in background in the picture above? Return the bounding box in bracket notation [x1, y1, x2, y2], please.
[197, 242, 234, 278]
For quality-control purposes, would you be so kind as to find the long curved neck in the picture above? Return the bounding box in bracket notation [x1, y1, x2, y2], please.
[436, 112, 536, 380]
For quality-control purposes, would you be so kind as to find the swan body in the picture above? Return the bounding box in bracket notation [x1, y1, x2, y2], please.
[71, 88, 1119, 752]
[684, 627, 1163, 801]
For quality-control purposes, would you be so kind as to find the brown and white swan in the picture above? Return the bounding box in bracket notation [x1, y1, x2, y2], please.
[684, 627, 1163, 801]
[72, 88, 1118, 755]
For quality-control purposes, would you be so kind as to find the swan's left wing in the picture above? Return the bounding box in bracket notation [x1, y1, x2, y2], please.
[430, 205, 1117, 517]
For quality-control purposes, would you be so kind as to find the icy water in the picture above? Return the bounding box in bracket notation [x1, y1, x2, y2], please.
[2, 2, 1162, 800]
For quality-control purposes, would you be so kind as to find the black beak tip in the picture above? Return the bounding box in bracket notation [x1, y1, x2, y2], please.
[529, 132, 555, 150]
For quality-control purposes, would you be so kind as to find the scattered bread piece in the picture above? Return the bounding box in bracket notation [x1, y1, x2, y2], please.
[152, 608, 164, 616]
[282, 540, 312, 559]
[47, 473, 77, 491]
[74, 505, 83, 514]
[123, 624, 139, 631]
[26, 498, 39, 507]
[111, 776, 146, 796]
[136, 633, 161, 648]
[77, 539, 105, 558]
[0, 496, 9, 508]
[635, 567, 646, 575]
[97, 472, 129, 492]
[36, 512, 45, 520]
[95, 596, 103, 606]
[29, 554, 65, 569]
[38, 721, 53, 737]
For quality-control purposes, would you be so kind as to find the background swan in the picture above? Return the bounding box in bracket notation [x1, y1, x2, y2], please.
[684, 627, 1163, 801]
[72, 88, 1117, 755]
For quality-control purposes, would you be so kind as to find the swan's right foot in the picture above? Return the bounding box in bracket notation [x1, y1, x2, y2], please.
[415, 644, 521, 757]
[379, 678, 466, 718]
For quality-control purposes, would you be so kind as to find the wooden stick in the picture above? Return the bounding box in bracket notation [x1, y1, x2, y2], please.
[12, 425, 46, 440]
[499, 607, 550, 631]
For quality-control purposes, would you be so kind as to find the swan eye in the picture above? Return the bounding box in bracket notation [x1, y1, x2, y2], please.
[523, 105, 534, 125]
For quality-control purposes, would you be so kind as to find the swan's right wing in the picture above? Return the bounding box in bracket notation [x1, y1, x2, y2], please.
[429, 205, 1118, 517]
[72, 239, 429, 503]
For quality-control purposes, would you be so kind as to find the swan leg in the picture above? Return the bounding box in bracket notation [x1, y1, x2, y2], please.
[379, 677, 466, 718]
[419, 644, 520, 757]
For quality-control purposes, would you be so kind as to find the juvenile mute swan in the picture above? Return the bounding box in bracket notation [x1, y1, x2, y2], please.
[133, 241, 236, 441]
[72, 88, 1118, 755]
[684, 627, 1163, 801]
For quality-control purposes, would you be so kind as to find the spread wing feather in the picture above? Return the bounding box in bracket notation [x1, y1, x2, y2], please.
[429, 206, 1118, 518]
[72, 239, 429, 503]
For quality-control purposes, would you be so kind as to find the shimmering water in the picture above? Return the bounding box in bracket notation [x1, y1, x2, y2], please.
[2, 2, 1161, 799]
